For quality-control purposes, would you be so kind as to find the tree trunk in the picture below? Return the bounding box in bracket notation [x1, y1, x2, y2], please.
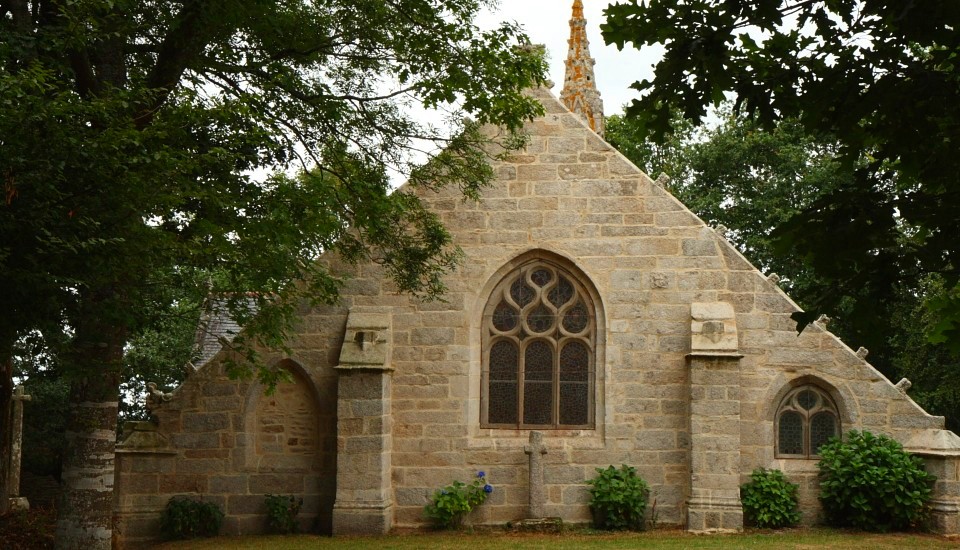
[0, 355, 13, 515]
[55, 316, 125, 550]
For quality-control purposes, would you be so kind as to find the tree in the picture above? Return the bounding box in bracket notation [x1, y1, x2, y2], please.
[602, 0, 960, 344]
[0, 1, 546, 547]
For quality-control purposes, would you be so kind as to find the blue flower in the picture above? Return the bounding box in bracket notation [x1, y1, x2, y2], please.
[476, 471, 486, 478]
[483, 484, 494, 493]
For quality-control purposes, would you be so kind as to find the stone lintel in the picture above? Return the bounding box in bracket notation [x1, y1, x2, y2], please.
[686, 352, 744, 360]
[334, 363, 395, 372]
[114, 448, 177, 456]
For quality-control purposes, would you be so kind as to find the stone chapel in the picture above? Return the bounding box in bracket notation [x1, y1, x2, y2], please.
[112, 1, 960, 544]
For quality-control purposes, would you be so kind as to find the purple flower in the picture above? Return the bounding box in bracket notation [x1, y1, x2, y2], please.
[477, 471, 486, 478]
[483, 484, 493, 493]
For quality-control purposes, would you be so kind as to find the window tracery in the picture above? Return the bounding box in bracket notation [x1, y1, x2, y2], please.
[482, 260, 595, 429]
[776, 385, 840, 458]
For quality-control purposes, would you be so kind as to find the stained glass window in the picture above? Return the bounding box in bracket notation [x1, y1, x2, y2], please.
[778, 411, 804, 455]
[489, 340, 518, 380]
[810, 412, 837, 453]
[488, 340, 518, 424]
[548, 277, 574, 308]
[562, 301, 589, 334]
[492, 301, 518, 332]
[527, 304, 555, 333]
[776, 385, 840, 458]
[797, 390, 818, 410]
[560, 341, 589, 382]
[531, 269, 552, 287]
[510, 278, 534, 307]
[482, 260, 595, 429]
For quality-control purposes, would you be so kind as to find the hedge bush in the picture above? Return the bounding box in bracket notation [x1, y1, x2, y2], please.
[586, 464, 648, 531]
[159, 496, 223, 539]
[740, 468, 801, 528]
[817, 430, 934, 531]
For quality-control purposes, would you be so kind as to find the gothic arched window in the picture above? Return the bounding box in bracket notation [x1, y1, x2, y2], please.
[776, 385, 840, 458]
[481, 260, 596, 429]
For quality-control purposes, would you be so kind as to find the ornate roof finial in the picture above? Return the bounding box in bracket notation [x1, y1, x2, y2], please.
[560, 0, 605, 136]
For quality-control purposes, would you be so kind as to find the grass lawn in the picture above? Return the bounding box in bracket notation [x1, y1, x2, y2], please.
[153, 527, 960, 549]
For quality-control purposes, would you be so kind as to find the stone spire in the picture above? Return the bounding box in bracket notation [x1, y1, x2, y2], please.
[560, 0, 605, 136]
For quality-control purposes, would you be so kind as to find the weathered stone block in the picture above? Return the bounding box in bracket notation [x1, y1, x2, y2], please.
[182, 412, 231, 433]
[682, 239, 718, 257]
[518, 165, 559, 182]
[409, 326, 455, 346]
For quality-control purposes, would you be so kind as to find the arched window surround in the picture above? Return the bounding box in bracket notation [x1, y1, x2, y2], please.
[474, 250, 605, 433]
[240, 358, 324, 472]
[775, 382, 841, 459]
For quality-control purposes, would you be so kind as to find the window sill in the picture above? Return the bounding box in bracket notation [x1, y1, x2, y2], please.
[466, 428, 605, 450]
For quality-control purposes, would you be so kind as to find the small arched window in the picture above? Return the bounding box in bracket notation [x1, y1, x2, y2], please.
[776, 385, 840, 458]
[481, 260, 596, 429]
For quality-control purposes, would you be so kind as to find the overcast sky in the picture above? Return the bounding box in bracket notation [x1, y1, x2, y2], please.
[476, 0, 663, 116]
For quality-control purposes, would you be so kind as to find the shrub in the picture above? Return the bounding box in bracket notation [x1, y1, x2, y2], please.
[264, 494, 303, 534]
[817, 430, 935, 531]
[424, 471, 493, 529]
[586, 464, 648, 531]
[740, 468, 801, 528]
[159, 496, 223, 540]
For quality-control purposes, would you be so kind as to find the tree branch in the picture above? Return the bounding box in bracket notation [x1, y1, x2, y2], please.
[137, 0, 227, 128]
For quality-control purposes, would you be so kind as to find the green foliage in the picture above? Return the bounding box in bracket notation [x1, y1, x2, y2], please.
[602, 0, 960, 350]
[0, 0, 547, 387]
[424, 471, 493, 529]
[264, 494, 303, 535]
[888, 275, 960, 432]
[586, 465, 648, 531]
[740, 468, 801, 529]
[159, 497, 224, 540]
[817, 431, 935, 531]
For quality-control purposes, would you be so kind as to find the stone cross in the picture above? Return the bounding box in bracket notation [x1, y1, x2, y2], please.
[9, 385, 31, 498]
[524, 430, 548, 519]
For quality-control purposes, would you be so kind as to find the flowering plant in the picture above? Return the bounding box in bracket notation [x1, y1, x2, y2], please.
[424, 471, 493, 529]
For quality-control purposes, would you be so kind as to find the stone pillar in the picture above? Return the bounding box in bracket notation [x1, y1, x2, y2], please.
[924, 455, 960, 534]
[8, 385, 31, 511]
[113, 421, 177, 547]
[332, 308, 394, 535]
[686, 303, 743, 533]
[904, 429, 960, 535]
